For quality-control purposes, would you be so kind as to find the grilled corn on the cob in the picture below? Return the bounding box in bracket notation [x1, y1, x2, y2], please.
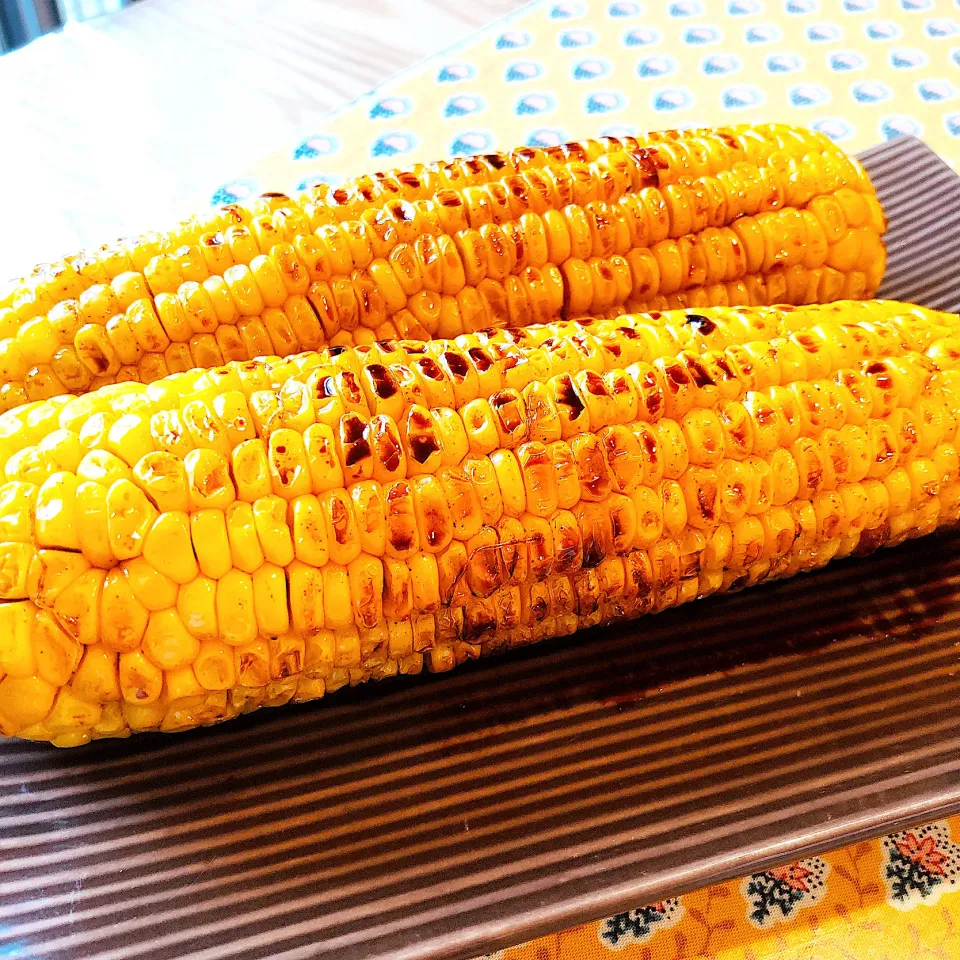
[0, 298, 955, 745]
[0, 123, 884, 411]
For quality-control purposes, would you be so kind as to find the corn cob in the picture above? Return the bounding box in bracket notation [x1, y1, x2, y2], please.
[0, 298, 955, 746]
[0, 123, 885, 411]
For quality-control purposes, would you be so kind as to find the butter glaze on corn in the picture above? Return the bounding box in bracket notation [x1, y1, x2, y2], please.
[0, 299, 956, 745]
[0, 123, 885, 411]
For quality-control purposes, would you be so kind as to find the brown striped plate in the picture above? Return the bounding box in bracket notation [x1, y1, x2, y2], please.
[1, 137, 960, 960]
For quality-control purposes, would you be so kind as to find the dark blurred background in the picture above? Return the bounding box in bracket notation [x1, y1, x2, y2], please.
[1, 0, 142, 53]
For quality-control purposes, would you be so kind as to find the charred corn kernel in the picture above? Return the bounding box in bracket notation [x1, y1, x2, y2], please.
[348, 555, 384, 629]
[268, 429, 312, 499]
[181, 400, 230, 456]
[347, 481, 385, 556]
[383, 479, 420, 560]
[383, 557, 414, 617]
[132, 452, 189, 513]
[268, 632, 304, 682]
[233, 638, 270, 687]
[184, 448, 236, 511]
[413, 474, 456, 554]
[319, 490, 361, 566]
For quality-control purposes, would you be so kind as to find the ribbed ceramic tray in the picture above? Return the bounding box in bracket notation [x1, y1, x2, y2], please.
[1, 137, 959, 960]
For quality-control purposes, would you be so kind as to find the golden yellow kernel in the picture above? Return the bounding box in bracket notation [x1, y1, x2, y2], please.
[143, 608, 200, 671]
[349, 480, 387, 556]
[106, 478, 158, 561]
[222, 501, 264, 573]
[32, 472, 80, 552]
[193, 639, 237, 691]
[45, 687, 103, 735]
[251, 563, 289, 637]
[190, 509, 232, 580]
[72, 643, 121, 702]
[122, 555, 178, 612]
[0, 674, 57, 733]
[32, 609, 82, 685]
[53, 567, 105, 646]
[288, 560, 325, 636]
[215, 568, 258, 646]
[177, 576, 219, 640]
[119, 650, 164, 704]
[164, 663, 205, 704]
[323, 565, 354, 629]
[132, 451, 190, 513]
[74, 480, 115, 568]
[287, 495, 327, 568]
[185, 448, 236, 511]
[231, 439, 272, 503]
[142, 512, 199, 585]
[268, 429, 313, 499]
[122, 698, 167, 732]
[100, 569, 149, 653]
[252, 495, 295, 567]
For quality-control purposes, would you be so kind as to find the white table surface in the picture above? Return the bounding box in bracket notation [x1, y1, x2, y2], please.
[0, 0, 524, 282]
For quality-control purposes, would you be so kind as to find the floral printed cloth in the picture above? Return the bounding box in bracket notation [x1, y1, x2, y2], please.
[476, 819, 960, 958]
[221, 0, 960, 955]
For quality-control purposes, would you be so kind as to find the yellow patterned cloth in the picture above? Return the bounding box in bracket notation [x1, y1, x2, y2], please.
[483, 817, 960, 958]
[216, 0, 960, 205]
[222, 0, 960, 955]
